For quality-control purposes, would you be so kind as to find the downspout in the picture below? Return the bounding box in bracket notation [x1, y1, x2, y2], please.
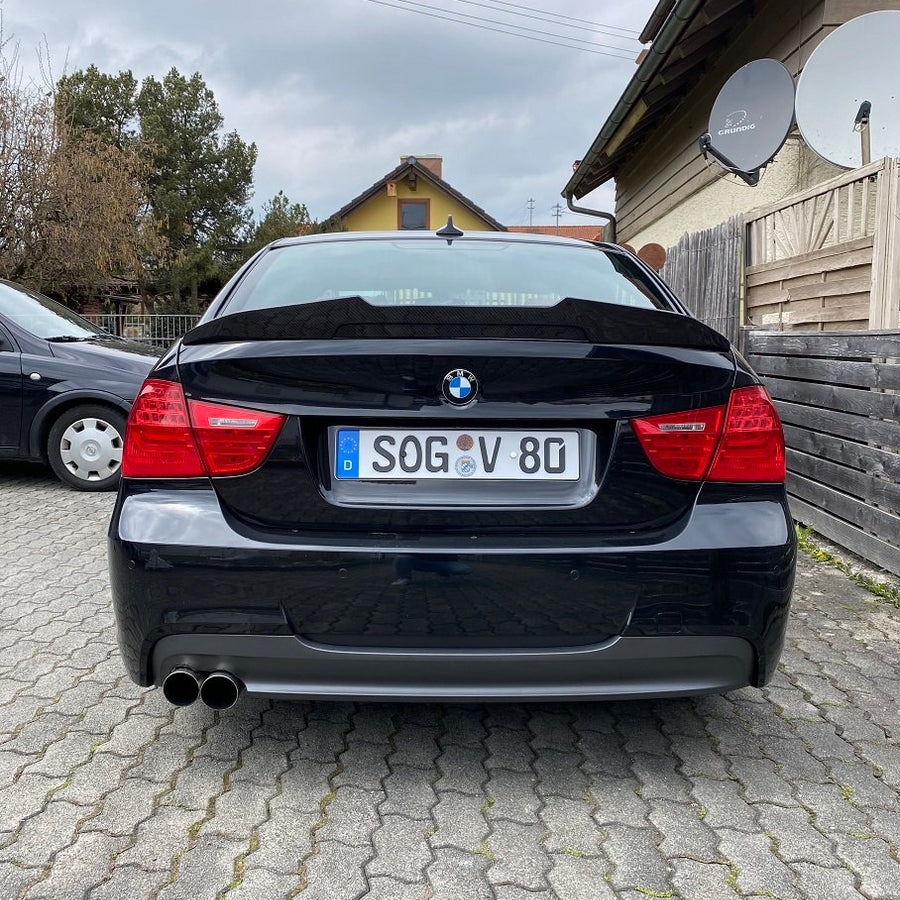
[565, 194, 617, 243]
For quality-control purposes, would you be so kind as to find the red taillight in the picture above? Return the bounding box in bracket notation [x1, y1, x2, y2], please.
[122, 379, 285, 478]
[631, 385, 785, 483]
[123, 380, 204, 478]
[188, 400, 285, 476]
[708, 385, 785, 482]
[631, 405, 725, 480]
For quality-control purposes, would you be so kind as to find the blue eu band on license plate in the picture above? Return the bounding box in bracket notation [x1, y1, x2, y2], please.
[334, 428, 580, 481]
[336, 429, 360, 478]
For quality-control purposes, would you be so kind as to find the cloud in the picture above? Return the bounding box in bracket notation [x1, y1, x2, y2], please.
[5, 0, 655, 226]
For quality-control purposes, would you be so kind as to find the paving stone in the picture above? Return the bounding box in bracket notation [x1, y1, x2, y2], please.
[316, 786, 382, 848]
[431, 791, 489, 850]
[434, 744, 487, 795]
[603, 824, 671, 893]
[546, 853, 616, 900]
[427, 847, 492, 900]
[483, 728, 534, 773]
[717, 828, 796, 898]
[89, 864, 169, 900]
[366, 814, 432, 882]
[4, 800, 84, 868]
[671, 858, 740, 900]
[115, 805, 198, 870]
[793, 861, 868, 900]
[690, 776, 758, 832]
[0, 861, 39, 900]
[589, 775, 650, 828]
[200, 779, 274, 841]
[380, 764, 439, 819]
[23, 831, 126, 899]
[532, 750, 588, 800]
[364, 875, 428, 900]
[487, 819, 550, 890]
[755, 802, 836, 866]
[248, 807, 318, 875]
[647, 798, 720, 861]
[484, 768, 540, 824]
[225, 866, 298, 900]
[156, 835, 244, 900]
[833, 833, 900, 900]
[541, 797, 601, 856]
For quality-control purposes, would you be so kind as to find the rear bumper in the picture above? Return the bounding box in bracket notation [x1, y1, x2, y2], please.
[108, 485, 796, 699]
[150, 634, 755, 702]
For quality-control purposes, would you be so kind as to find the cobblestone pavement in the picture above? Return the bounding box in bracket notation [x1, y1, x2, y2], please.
[1, 462, 899, 900]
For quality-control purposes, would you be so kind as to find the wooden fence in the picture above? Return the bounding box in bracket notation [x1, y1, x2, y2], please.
[744, 328, 900, 575]
[745, 159, 900, 331]
[660, 216, 743, 344]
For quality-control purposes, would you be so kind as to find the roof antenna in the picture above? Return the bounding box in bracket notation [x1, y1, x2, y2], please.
[436, 215, 464, 243]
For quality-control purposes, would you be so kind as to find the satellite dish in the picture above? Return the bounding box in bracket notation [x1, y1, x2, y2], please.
[699, 59, 795, 186]
[796, 10, 900, 168]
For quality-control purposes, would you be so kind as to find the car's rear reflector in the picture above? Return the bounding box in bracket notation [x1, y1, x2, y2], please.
[188, 400, 285, 476]
[122, 379, 285, 478]
[708, 385, 785, 482]
[631, 406, 725, 480]
[631, 385, 785, 483]
[122, 380, 205, 478]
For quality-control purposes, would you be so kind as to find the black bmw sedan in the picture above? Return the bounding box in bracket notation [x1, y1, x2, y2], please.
[0, 280, 159, 490]
[109, 230, 795, 710]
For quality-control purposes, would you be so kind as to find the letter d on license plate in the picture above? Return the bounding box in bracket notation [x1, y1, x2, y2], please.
[335, 428, 579, 481]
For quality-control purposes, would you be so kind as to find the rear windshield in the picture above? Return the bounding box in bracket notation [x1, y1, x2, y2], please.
[224, 239, 668, 313]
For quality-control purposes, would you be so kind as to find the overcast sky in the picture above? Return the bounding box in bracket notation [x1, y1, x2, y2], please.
[5, 0, 656, 227]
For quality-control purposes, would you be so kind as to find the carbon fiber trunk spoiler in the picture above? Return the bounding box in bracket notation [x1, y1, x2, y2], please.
[182, 297, 731, 352]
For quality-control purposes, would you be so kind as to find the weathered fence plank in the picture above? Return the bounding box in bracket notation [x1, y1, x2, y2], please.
[745, 327, 900, 575]
[745, 329, 900, 358]
[660, 216, 743, 344]
[749, 355, 900, 391]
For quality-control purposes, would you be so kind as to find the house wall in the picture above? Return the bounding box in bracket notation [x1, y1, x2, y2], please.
[342, 178, 498, 232]
[615, 0, 899, 246]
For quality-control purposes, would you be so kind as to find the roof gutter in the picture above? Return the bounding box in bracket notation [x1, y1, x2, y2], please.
[562, 0, 705, 201]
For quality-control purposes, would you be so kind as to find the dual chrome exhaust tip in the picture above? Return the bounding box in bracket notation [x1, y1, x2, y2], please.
[162, 667, 242, 710]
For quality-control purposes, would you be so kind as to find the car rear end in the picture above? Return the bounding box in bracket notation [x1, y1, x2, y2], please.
[108, 234, 795, 707]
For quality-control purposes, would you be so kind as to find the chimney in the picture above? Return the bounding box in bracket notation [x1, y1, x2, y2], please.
[401, 155, 443, 179]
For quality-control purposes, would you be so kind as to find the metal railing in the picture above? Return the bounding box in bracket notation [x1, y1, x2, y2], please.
[83, 314, 201, 349]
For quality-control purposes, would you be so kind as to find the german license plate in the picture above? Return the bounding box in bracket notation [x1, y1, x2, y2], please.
[335, 429, 580, 480]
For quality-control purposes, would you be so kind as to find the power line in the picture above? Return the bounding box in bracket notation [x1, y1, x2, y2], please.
[365, 0, 637, 58]
[527, 197, 535, 226]
[481, 0, 641, 36]
[369, 0, 638, 54]
[446, 0, 640, 44]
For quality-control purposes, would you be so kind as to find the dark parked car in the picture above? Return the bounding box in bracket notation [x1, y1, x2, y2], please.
[109, 230, 795, 711]
[0, 280, 159, 490]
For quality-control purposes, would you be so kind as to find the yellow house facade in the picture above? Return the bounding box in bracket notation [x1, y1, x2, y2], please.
[330, 156, 506, 233]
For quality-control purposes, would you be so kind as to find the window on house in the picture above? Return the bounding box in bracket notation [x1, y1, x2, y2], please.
[398, 199, 429, 230]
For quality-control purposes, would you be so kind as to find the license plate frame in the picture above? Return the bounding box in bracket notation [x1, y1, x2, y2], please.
[334, 428, 581, 482]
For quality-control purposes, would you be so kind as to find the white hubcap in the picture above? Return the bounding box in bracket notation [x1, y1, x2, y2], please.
[60, 418, 123, 481]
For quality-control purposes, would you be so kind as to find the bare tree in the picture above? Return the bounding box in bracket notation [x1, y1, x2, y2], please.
[0, 27, 164, 304]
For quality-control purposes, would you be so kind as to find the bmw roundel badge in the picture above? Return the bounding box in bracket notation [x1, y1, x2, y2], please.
[442, 369, 478, 406]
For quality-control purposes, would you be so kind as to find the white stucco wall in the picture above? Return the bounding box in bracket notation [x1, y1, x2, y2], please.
[626, 142, 845, 251]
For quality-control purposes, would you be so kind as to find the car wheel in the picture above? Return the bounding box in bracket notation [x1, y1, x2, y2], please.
[47, 404, 127, 491]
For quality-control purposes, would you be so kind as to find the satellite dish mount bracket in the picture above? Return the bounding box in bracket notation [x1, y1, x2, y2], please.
[698, 134, 760, 186]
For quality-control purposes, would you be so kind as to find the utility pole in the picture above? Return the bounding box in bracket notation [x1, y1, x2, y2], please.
[552, 202, 564, 234]
[527, 197, 535, 226]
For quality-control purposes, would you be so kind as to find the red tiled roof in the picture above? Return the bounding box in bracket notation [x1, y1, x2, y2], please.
[508, 225, 605, 241]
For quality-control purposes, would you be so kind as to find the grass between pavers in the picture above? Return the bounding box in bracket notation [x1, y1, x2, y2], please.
[796, 525, 900, 609]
